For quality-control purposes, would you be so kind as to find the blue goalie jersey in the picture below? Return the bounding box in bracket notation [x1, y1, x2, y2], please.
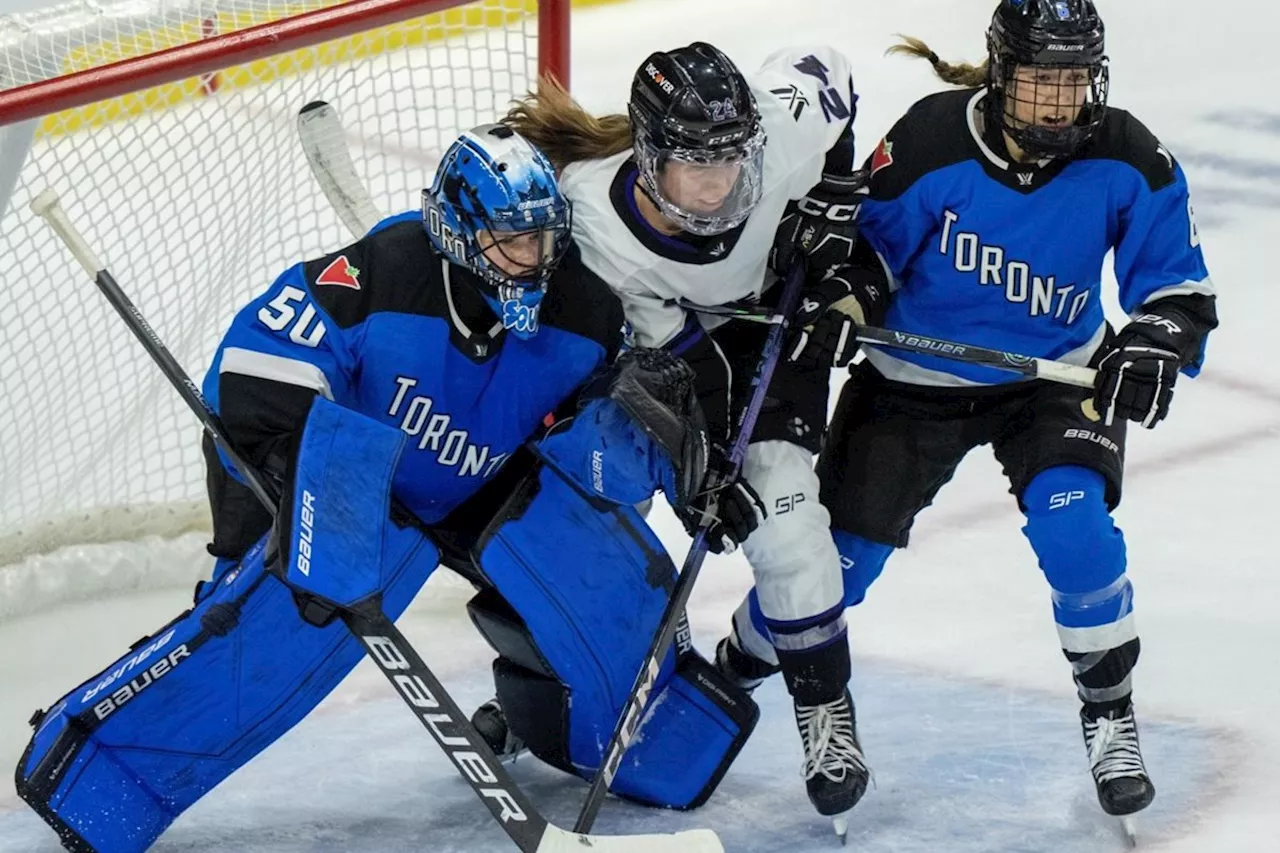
[202, 213, 626, 555]
[856, 87, 1216, 386]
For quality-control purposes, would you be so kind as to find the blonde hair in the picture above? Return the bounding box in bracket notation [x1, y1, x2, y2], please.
[503, 77, 633, 172]
[887, 35, 989, 88]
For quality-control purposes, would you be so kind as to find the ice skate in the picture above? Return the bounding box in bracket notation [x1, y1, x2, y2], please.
[795, 689, 870, 843]
[1082, 704, 1155, 846]
[471, 698, 527, 762]
[714, 636, 781, 694]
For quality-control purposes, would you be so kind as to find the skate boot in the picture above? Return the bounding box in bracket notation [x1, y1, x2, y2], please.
[1082, 703, 1155, 845]
[471, 698, 526, 762]
[795, 689, 870, 842]
[714, 637, 780, 694]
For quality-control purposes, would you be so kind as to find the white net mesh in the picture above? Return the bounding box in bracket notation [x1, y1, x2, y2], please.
[0, 0, 545, 566]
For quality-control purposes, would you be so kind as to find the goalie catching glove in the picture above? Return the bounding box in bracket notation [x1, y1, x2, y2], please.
[537, 348, 709, 509]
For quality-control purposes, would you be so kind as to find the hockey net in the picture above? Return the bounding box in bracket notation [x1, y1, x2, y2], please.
[0, 0, 568, 583]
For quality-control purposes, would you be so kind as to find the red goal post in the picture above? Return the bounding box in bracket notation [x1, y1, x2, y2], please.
[0, 0, 570, 570]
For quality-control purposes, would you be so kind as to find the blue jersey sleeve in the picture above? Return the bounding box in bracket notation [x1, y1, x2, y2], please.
[203, 263, 356, 474]
[856, 135, 937, 288]
[1113, 159, 1214, 316]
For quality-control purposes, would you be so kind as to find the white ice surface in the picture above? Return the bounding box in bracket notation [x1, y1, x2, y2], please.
[2, 0, 1278, 850]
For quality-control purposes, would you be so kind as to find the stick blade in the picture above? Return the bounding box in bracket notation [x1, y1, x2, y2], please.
[297, 100, 382, 239]
[537, 825, 723, 853]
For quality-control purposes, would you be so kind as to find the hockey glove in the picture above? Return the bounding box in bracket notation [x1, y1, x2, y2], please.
[605, 348, 709, 508]
[676, 445, 767, 555]
[1093, 313, 1188, 429]
[788, 274, 863, 371]
[769, 171, 863, 282]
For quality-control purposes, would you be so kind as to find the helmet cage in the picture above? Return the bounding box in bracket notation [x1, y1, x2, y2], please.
[985, 0, 1109, 159]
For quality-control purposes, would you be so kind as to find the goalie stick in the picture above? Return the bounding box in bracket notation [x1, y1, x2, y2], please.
[574, 260, 808, 834]
[669, 298, 1099, 389]
[298, 100, 383, 237]
[30, 188, 724, 853]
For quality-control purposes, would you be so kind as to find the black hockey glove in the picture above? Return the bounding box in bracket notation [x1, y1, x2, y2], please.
[769, 170, 864, 282]
[786, 237, 890, 372]
[788, 274, 863, 371]
[1093, 313, 1188, 429]
[603, 347, 708, 508]
[676, 445, 767, 555]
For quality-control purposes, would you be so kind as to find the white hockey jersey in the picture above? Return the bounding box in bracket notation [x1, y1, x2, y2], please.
[559, 45, 856, 348]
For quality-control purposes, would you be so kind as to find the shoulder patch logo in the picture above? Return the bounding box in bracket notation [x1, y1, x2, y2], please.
[316, 255, 361, 289]
[1156, 143, 1174, 172]
[870, 138, 894, 177]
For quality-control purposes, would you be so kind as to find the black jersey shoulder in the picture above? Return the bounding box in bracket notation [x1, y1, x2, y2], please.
[300, 219, 445, 330]
[1076, 107, 1178, 192]
[863, 88, 980, 202]
[540, 241, 627, 361]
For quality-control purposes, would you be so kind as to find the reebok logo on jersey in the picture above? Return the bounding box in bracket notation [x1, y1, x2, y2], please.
[315, 255, 361, 289]
[870, 138, 894, 177]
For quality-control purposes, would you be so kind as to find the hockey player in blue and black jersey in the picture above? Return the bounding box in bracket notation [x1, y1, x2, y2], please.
[791, 0, 1216, 830]
[15, 125, 758, 852]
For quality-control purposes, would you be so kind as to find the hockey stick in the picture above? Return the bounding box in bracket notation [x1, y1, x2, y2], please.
[30, 189, 723, 853]
[298, 100, 382, 238]
[573, 261, 808, 834]
[670, 298, 1098, 389]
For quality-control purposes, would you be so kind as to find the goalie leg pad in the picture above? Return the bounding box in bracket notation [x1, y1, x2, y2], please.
[473, 463, 758, 809]
[16, 397, 429, 853]
[16, 525, 438, 853]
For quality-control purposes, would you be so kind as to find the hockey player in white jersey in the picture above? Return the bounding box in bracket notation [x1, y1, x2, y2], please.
[504, 43, 890, 825]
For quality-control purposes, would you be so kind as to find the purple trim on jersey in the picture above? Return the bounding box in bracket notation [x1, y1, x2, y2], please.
[763, 601, 845, 634]
[620, 166, 703, 254]
[664, 313, 707, 358]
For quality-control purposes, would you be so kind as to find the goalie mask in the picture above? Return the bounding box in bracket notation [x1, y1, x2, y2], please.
[986, 0, 1109, 160]
[629, 42, 766, 237]
[423, 124, 572, 339]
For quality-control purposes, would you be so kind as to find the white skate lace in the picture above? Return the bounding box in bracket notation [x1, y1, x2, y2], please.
[1084, 712, 1147, 784]
[797, 699, 868, 784]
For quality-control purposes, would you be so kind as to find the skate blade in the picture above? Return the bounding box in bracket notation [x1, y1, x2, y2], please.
[832, 812, 851, 846]
[1119, 815, 1138, 848]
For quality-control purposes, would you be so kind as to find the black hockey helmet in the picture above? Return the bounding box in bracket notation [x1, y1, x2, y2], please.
[628, 42, 766, 236]
[986, 0, 1109, 159]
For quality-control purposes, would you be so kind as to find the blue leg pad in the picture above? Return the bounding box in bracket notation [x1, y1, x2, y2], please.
[475, 464, 758, 809]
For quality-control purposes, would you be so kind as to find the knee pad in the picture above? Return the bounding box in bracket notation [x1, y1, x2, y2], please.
[474, 462, 758, 809]
[833, 529, 894, 607]
[1022, 466, 1131, 631]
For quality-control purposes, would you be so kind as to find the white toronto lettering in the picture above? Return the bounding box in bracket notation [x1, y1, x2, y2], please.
[940, 209, 1088, 324]
[387, 376, 506, 480]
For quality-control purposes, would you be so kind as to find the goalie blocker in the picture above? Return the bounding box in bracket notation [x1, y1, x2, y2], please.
[17, 389, 754, 851]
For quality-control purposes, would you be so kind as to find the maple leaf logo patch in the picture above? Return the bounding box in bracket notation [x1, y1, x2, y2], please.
[315, 255, 361, 289]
